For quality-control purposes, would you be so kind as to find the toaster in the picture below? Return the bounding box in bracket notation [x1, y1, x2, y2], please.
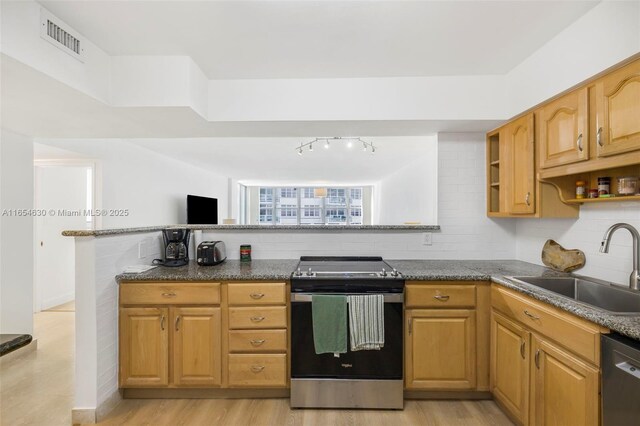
[196, 241, 227, 266]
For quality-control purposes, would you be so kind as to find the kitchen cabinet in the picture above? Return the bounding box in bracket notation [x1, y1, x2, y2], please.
[595, 58, 640, 158]
[119, 283, 222, 388]
[490, 285, 607, 426]
[404, 282, 490, 392]
[172, 307, 222, 386]
[505, 113, 536, 214]
[530, 336, 599, 426]
[406, 309, 476, 390]
[226, 282, 288, 388]
[119, 307, 169, 387]
[539, 88, 589, 169]
[491, 311, 530, 425]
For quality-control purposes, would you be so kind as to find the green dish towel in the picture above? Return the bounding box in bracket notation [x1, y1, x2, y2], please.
[312, 294, 347, 355]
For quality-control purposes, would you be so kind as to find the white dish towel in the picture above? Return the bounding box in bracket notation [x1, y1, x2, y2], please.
[348, 294, 385, 351]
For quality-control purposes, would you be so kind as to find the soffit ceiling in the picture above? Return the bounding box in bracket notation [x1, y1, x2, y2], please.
[38, 0, 599, 79]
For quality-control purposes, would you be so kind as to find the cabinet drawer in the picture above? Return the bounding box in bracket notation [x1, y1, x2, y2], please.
[228, 282, 286, 306]
[406, 284, 476, 308]
[228, 354, 287, 387]
[229, 330, 287, 353]
[228, 307, 287, 329]
[120, 283, 220, 305]
[491, 285, 605, 365]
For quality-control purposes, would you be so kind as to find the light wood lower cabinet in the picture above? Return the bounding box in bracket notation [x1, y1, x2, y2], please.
[406, 309, 476, 390]
[491, 311, 530, 424]
[405, 281, 489, 392]
[119, 307, 169, 387]
[172, 307, 222, 386]
[530, 336, 599, 426]
[491, 285, 606, 425]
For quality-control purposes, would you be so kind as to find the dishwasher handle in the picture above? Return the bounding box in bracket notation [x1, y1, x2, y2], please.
[616, 361, 640, 380]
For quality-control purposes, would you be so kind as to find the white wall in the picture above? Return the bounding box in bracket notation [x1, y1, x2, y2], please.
[34, 139, 229, 228]
[506, 1, 640, 114]
[516, 202, 640, 287]
[0, 129, 34, 334]
[376, 140, 438, 225]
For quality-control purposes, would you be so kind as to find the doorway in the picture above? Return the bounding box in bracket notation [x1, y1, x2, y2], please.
[34, 161, 96, 312]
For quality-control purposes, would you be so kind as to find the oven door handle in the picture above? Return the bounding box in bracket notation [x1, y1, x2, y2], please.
[291, 293, 403, 303]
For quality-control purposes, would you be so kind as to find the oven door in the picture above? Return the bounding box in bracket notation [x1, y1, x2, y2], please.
[290, 293, 403, 380]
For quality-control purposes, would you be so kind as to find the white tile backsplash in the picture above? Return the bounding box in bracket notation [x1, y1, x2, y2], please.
[516, 202, 640, 286]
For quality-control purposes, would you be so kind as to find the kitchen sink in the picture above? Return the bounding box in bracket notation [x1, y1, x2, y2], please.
[507, 276, 640, 315]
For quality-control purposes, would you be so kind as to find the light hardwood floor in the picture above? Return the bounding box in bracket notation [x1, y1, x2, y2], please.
[1, 309, 513, 426]
[98, 398, 513, 426]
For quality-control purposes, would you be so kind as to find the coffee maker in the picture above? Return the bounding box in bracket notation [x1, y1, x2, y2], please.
[156, 229, 190, 267]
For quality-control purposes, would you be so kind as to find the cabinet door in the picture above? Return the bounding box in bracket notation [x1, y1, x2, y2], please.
[596, 59, 640, 157]
[119, 307, 169, 387]
[506, 113, 535, 214]
[172, 307, 222, 386]
[530, 336, 599, 426]
[405, 309, 476, 390]
[491, 311, 530, 425]
[539, 88, 589, 168]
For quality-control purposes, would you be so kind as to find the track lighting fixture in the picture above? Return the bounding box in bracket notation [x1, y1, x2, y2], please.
[295, 137, 376, 156]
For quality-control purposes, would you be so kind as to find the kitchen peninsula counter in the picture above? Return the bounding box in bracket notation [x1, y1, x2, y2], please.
[117, 259, 640, 341]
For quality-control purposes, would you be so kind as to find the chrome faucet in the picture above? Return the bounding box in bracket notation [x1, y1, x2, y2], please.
[600, 223, 640, 291]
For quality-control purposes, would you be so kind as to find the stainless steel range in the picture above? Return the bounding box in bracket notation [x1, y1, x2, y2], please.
[290, 256, 405, 409]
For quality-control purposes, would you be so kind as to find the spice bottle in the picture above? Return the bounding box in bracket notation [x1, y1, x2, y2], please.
[575, 180, 587, 199]
[598, 177, 611, 196]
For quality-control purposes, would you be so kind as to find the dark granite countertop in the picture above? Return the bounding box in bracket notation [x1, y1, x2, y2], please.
[64, 224, 440, 237]
[117, 259, 299, 282]
[116, 258, 640, 341]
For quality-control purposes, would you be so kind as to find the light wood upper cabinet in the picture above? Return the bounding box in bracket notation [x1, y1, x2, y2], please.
[539, 88, 589, 169]
[530, 336, 599, 426]
[506, 113, 536, 214]
[172, 307, 221, 386]
[491, 312, 530, 425]
[119, 307, 169, 387]
[406, 309, 476, 390]
[596, 59, 640, 158]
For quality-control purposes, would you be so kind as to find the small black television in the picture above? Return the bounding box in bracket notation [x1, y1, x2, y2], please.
[187, 194, 218, 225]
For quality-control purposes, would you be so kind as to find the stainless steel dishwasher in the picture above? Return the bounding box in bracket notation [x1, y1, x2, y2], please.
[602, 333, 640, 425]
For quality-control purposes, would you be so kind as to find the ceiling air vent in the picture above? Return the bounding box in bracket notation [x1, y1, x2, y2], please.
[40, 8, 85, 62]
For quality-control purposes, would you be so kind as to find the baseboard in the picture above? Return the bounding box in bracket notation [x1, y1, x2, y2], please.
[0, 339, 38, 364]
[42, 292, 74, 311]
[96, 389, 123, 422]
[123, 388, 290, 399]
[71, 408, 96, 425]
[404, 390, 493, 400]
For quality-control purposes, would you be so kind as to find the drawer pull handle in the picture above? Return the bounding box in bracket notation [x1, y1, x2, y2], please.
[250, 293, 265, 299]
[251, 365, 265, 373]
[433, 295, 450, 302]
[250, 316, 265, 322]
[525, 192, 531, 207]
[175, 316, 181, 331]
[520, 340, 525, 359]
[535, 349, 541, 369]
[160, 315, 165, 331]
[523, 310, 539, 320]
[162, 292, 177, 298]
[250, 339, 266, 346]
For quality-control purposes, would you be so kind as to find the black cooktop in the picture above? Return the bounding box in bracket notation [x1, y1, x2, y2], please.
[291, 256, 404, 293]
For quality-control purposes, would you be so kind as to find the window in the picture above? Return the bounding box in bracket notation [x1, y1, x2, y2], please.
[252, 186, 367, 225]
